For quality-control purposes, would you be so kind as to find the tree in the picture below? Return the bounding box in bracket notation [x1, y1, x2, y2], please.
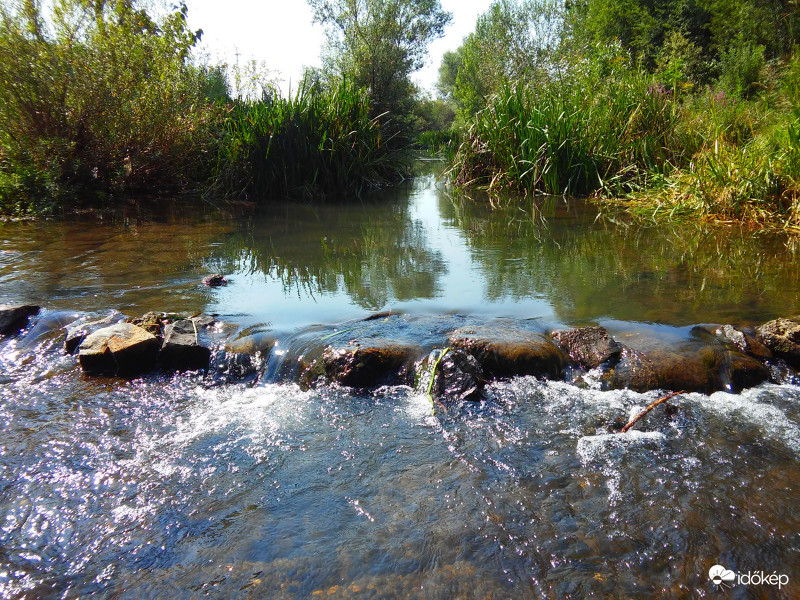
[307, 0, 452, 121]
[439, 0, 563, 118]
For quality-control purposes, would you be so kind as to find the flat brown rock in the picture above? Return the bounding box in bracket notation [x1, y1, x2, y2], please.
[448, 326, 566, 380]
[78, 323, 159, 377]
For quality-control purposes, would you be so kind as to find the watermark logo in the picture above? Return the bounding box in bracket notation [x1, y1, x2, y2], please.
[708, 565, 736, 589]
[708, 564, 789, 591]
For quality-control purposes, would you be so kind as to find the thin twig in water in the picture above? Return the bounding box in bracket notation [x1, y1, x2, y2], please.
[620, 390, 686, 433]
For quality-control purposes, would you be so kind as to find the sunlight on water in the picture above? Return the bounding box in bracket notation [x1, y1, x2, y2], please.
[0, 170, 799, 597]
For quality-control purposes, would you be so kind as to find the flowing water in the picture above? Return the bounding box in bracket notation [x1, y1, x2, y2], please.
[1, 166, 799, 598]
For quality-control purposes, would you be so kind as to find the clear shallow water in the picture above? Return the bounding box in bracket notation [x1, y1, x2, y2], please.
[1, 166, 799, 598]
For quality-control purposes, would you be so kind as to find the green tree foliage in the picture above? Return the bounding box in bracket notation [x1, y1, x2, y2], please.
[565, 0, 799, 89]
[0, 0, 214, 211]
[439, 0, 562, 118]
[306, 0, 451, 122]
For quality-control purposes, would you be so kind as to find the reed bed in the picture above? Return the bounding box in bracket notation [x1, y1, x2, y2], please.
[208, 81, 408, 201]
[448, 64, 683, 197]
[448, 51, 800, 231]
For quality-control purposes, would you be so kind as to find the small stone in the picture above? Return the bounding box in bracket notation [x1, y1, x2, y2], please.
[202, 274, 227, 287]
[78, 323, 159, 377]
[127, 312, 166, 338]
[0, 304, 40, 336]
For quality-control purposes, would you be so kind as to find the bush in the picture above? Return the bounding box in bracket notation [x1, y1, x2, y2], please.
[718, 38, 766, 99]
[0, 0, 215, 212]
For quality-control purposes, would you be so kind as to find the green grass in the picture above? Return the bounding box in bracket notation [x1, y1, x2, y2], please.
[448, 59, 683, 197]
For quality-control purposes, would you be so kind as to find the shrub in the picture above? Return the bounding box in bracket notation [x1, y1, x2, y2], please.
[0, 0, 215, 212]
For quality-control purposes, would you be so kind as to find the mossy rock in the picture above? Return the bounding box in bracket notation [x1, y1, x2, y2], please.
[447, 326, 566, 380]
[302, 339, 422, 389]
[551, 326, 622, 369]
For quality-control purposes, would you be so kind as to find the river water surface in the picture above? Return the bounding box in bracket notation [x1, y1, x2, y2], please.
[1, 166, 799, 598]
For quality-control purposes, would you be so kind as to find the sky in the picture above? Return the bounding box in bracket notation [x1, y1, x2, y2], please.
[185, 0, 493, 96]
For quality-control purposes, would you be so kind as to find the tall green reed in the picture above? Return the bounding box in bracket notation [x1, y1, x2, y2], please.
[209, 80, 408, 201]
[449, 58, 682, 197]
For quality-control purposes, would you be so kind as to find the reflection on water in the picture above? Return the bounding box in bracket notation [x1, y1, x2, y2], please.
[1, 163, 799, 598]
[2, 165, 797, 329]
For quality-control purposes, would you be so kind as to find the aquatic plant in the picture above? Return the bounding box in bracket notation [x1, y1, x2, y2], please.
[208, 80, 409, 201]
[448, 49, 682, 197]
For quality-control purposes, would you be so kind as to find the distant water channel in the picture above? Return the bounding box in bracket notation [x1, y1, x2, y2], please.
[1, 163, 799, 598]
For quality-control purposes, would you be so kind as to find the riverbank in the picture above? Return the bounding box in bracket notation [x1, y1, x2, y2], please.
[446, 52, 800, 233]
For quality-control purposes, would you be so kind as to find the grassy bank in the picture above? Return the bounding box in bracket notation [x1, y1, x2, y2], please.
[448, 50, 800, 231]
[441, 0, 800, 232]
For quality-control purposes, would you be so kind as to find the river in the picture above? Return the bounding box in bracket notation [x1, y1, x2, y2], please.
[1, 165, 798, 598]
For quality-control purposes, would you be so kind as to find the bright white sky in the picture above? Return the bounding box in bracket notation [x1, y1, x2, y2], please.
[185, 0, 493, 96]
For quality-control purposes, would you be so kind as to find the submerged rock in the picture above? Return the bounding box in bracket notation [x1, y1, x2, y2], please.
[428, 348, 486, 402]
[448, 326, 566, 380]
[0, 304, 40, 336]
[756, 318, 800, 367]
[159, 319, 211, 372]
[603, 345, 769, 393]
[303, 339, 421, 389]
[15, 310, 80, 350]
[211, 351, 263, 385]
[602, 347, 659, 392]
[714, 324, 773, 361]
[551, 326, 622, 369]
[78, 323, 160, 377]
[225, 331, 278, 356]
